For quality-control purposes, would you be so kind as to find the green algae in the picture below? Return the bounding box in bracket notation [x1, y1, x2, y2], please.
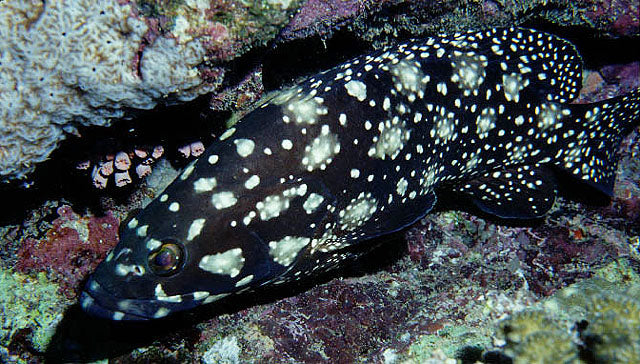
[406, 325, 489, 361]
[135, 0, 302, 56]
[399, 258, 640, 363]
[0, 269, 66, 353]
[137, 0, 185, 19]
[501, 258, 640, 363]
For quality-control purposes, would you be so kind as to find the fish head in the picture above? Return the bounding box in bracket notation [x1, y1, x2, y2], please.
[81, 204, 270, 321]
[81, 115, 337, 320]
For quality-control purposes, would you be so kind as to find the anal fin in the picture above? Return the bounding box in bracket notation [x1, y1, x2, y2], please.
[311, 190, 437, 254]
[453, 165, 557, 219]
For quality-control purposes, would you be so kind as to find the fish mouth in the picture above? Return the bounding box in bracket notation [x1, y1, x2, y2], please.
[81, 278, 197, 321]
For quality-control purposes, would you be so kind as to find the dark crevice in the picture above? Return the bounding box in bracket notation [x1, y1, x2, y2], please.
[0, 95, 229, 225]
[519, 20, 640, 68]
[262, 30, 372, 90]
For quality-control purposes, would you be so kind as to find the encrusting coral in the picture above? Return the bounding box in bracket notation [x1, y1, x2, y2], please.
[0, 0, 211, 182]
[494, 276, 640, 363]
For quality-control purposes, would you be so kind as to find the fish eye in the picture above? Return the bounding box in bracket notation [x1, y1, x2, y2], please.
[148, 241, 184, 276]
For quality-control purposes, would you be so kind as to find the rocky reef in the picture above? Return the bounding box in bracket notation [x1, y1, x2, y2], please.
[0, 0, 638, 363]
[0, 0, 300, 182]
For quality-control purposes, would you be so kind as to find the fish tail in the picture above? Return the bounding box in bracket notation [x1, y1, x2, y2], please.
[612, 87, 640, 135]
[556, 88, 640, 196]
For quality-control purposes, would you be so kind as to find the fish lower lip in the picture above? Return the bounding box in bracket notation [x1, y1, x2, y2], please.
[81, 278, 151, 321]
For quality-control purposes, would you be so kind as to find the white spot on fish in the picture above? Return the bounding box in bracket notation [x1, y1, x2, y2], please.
[281, 139, 293, 150]
[302, 126, 340, 171]
[303, 193, 325, 214]
[244, 175, 260, 190]
[194, 177, 217, 192]
[537, 102, 562, 130]
[153, 308, 170, 319]
[219, 127, 236, 141]
[368, 117, 411, 160]
[339, 192, 378, 231]
[344, 80, 367, 101]
[187, 218, 206, 241]
[199, 248, 245, 277]
[235, 275, 254, 287]
[256, 194, 291, 221]
[136, 225, 148, 237]
[391, 60, 424, 97]
[234, 138, 255, 157]
[180, 162, 196, 180]
[502, 72, 529, 103]
[284, 92, 328, 124]
[269, 236, 311, 266]
[396, 177, 408, 196]
[476, 107, 496, 139]
[146, 239, 162, 251]
[211, 191, 237, 209]
[339, 113, 348, 126]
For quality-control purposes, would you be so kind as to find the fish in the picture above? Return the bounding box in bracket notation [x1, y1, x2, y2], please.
[81, 27, 640, 320]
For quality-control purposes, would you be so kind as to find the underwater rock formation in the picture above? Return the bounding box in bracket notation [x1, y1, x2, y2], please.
[0, 0, 300, 183]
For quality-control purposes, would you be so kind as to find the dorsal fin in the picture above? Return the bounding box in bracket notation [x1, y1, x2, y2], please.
[445, 27, 583, 103]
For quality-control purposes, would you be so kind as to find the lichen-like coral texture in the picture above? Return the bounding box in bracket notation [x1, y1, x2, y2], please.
[493, 262, 640, 363]
[584, 0, 640, 36]
[0, 269, 67, 360]
[15, 205, 119, 298]
[0, 0, 208, 181]
[0, 0, 301, 182]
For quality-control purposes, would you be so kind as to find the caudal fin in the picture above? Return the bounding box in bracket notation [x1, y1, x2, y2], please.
[555, 88, 640, 196]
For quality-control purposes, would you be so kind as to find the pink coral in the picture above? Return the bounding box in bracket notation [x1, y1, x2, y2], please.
[585, 0, 639, 36]
[16, 205, 119, 298]
[279, 0, 367, 40]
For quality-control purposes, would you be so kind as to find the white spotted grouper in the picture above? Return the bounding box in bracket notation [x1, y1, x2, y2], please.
[81, 27, 640, 320]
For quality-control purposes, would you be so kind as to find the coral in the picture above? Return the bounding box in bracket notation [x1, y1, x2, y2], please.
[201, 336, 241, 364]
[491, 260, 640, 363]
[210, 70, 264, 112]
[583, 0, 640, 36]
[582, 293, 640, 362]
[177, 141, 205, 159]
[278, 0, 371, 41]
[15, 205, 119, 298]
[577, 62, 640, 104]
[0, 269, 66, 355]
[405, 347, 458, 364]
[406, 326, 488, 363]
[171, 0, 301, 59]
[0, 0, 306, 184]
[506, 331, 577, 364]
[496, 310, 556, 346]
[0, 0, 210, 182]
[495, 310, 579, 363]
